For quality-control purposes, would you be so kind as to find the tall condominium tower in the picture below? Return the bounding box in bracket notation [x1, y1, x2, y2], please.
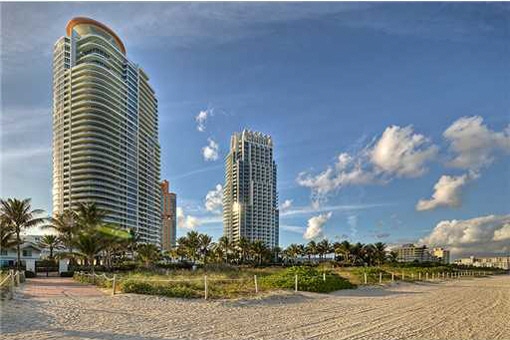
[160, 180, 177, 250]
[52, 17, 161, 245]
[223, 130, 279, 248]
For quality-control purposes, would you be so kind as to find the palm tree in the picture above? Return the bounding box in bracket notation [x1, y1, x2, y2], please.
[198, 233, 212, 264]
[305, 240, 318, 262]
[0, 198, 45, 270]
[0, 219, 17, 250]
[183, 231, 201, 264]
[237, 237, 251, 264]
[217, 236, 232, 264]
[250, 240, 267, 265]
[136, 243, 161, 269]
[387, 250, 399, 263]
[373, 242, 387, 266]
[39, 234, 60, 259]
[334, 240, 352, 265]
[350, 242, 364, 266]
[362, 244, 376, 266]
[317, 239, 332, 261]
[43, 210, 78, 254]
[75, 202, 108, 230]
[72, 232, 105, 273]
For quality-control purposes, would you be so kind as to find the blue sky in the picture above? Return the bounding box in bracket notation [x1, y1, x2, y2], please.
[1, 3, 509, 257]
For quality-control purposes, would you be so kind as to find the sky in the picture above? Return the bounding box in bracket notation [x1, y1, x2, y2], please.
[1, 2, 509, 258]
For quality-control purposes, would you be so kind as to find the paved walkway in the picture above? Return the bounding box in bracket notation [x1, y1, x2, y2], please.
[20, 277, 105, 299]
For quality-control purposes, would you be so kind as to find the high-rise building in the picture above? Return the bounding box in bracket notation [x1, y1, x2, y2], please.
[160, 180, 177, 250]
[52, 17, 161, 245]
[223, 130, 279, 248]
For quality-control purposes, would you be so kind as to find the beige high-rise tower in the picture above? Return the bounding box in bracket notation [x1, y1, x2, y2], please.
[52, 17, 162, 245]
[223, 130, 279, 248]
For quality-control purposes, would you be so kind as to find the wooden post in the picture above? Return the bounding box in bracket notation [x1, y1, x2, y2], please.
[432, 273, 435, 280]
[323, 273, 326, 282]
[364, 272, 367, 285]
[254, 275, 258, 294]
[204, 275, 208, 300]
[9, 270, 15, 300]
[426, 272, 429, 281]
[295, 274, 298, 292]
[15, 271, 20, 286]
[391, 273, 394, 282]
[401, 271, 405, 281]
[411, 273, 414, 281]
[379, 272, 382, 284]
[418, 272, 421, 280]
[111, 274, 117, 296]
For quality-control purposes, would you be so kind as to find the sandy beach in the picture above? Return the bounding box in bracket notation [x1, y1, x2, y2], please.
[1, 275, 509, 340]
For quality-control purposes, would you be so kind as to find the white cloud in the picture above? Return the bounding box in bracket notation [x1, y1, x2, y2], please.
[202, 138, 219, 161]
[303, 212, 332, 240]
[444, 116, 510, 170]
[347, 214, 358, 238]
[416, 172, 477, 211]
[297, 125, 436, 205]
[176, 207, 201, 229]
[205, 184, 223, 213]
[419, 215, 510, 256]
[280, 225, 306, 234]
[279, 199, 293, 213]
[371, 125, 438, 177]
[195, 109, 212, 132]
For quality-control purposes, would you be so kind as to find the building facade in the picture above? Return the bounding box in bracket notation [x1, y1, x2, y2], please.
[160, 180, 177, 250]
[52, 17, 161, 245]
[432, 247, 450, 264]
[223, 130, 279, 248]
[454, 256, 510, 270]
[396, 244, 438, 263]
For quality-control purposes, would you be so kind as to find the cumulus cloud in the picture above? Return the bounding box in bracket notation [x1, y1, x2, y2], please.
[176, 207, 201, 229]
[195, 109, 212, 132]
[297, 125, 436, 205]
[419, 215, 510, 256]
[205, 184, 223, 213]
[416, 172, 477, 211]
[303, 212, 332, 240]
[444, 116, 510, 170]
[371, 125, 438, 177]
[202, 138, 219, 161]
[279, 199, 293, 213]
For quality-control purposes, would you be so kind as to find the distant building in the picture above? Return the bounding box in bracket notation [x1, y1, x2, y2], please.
[223, 130, 279, 248]
[454, 256, 509, 270]
[395, 244, 438, 263]
[432, 247, 450, 264]
[160, 180, 177, 250]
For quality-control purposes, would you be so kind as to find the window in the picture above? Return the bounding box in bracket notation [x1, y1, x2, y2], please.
[0, 250, 7, 256]
[22, 249, 32, 257]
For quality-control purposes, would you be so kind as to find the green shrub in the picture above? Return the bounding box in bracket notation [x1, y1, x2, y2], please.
[260, 266, 355, 293]
[60, 271, 74, 277]
[24, 270, 36, 278]
[121, 280, 202, 298]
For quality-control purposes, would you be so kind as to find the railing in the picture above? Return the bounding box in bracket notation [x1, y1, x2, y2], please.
[357, 270, 489, 285]
[0, 270, 25, 300]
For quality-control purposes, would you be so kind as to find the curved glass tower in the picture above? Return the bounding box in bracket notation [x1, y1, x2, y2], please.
[52, 17, 161, 245]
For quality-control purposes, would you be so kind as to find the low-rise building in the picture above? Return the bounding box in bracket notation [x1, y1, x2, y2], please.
[432, 247, 450, 264]
[453, 256, 509, 270]
[0, 242, 42, 272]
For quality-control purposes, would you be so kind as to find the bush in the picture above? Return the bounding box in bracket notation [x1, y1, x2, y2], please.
[60, 271, 74, 277]
[24, 270, 36, 278]
[122, 280, 202, 298]
[260, 266, 355, 293]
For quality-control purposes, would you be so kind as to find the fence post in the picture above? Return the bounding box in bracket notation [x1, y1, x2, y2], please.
[295, 274, 298, 292]
[15, 271, 20, 286]
[323, 273, 326, 282]
[364, 272, 367, 285]
[254, 275, 258, 294]
[391, 273, 394, 282]
[111, 274, 117, 296]
[426, 272, 429, 281]
[9, 270, 14, 300]
[401, 271, 405, 281]
[418, 272, 421, 280]
[432, 273, 435, 280]
[379, 272, 382, 284]
[204, 275, 208, 300]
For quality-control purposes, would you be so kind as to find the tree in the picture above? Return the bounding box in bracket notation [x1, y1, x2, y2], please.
[361, 244, 376, 266]
[0, 198, 45, 270]
[317, 239, 332, 261]
[75, 202, 108, 230]
[305, 240, 318, 262]
[250, 240, 268, 265]
[217, 236, 232, 264]
[198, 233, 212, 264]
[350, 242, 364, 266]
[136, 243, 161, 269]
[237, 237, 251, 264]
[43, 209, 78, 254]
[387, 250, 399, 263]
[0, 219, 17, 250]
[334, 240, 352, 265]
[183, 231, 201, 264]
[373, 242, 387, 266]
[72, 231, 105, 274]
[39, 234, 60, 259]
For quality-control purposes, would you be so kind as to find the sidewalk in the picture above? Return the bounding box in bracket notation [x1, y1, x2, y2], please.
[21, 277, 105, 299]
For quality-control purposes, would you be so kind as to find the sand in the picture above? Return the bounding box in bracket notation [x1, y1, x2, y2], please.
[1, 275, 509, 340]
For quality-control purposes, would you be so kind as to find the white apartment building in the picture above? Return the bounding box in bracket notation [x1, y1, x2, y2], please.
[52, 17, 161, 245]
[454, 256, 510, 270]
[223, 130, 279, 248]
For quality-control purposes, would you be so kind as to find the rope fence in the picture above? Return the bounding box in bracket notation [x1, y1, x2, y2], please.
[74, 269, 491, 300]
[0, 270, 26, 300]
